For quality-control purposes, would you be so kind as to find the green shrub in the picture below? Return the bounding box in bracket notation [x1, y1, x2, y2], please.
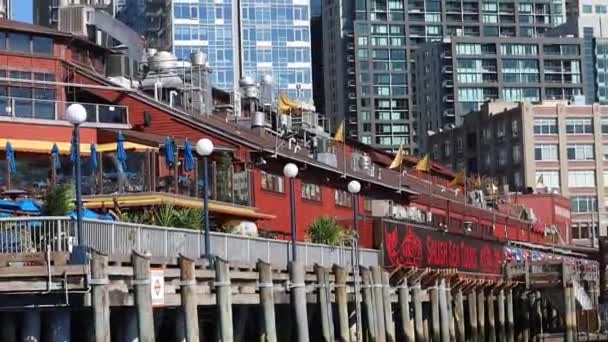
[42, 184, 74, 216]
[307, 216, 346, 246]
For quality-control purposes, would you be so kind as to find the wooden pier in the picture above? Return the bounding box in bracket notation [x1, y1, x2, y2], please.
[0, 250, 600, 341]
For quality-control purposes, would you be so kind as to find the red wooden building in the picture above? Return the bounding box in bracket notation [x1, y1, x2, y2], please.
[0, 19, 562, 253]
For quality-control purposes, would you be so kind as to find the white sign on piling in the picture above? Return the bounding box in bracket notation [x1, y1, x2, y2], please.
[150, 269, 165, 306]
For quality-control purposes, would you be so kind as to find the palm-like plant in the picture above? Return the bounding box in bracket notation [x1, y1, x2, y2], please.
[42, 183, 74, 216]
[307, 216, 345, 246]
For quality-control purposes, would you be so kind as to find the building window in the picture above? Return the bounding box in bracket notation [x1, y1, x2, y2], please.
[432, 144, 440, 159]
[514, 172, 523, 189]
[565, 118, 593, 134]
[568, 170, 596, 187]
[534, 144, 559, 160]
[444, 141, 451, 157]
[482, 127, 492, 142]
[571, 196, 597, 213]
[567, 144, 595, 160]
[512, 120, 519, 137]
[583, 4, 593, 13]
[498, 149, 507, 166]
[512, 145, 521, 163]
[602, 117, 608, 133]
[604, 144, 608, 160]
[335, 189, 352, 207]
[8, 33, 30, 53]
[500, 43, 538, 56]
[533, 118, 558, 134]
[596, 4, 607, 13]
[260, 172, 284, 193]
[456, 138, 463, 153]
[301, 182, 321, 202]
[363, 197, 373, 211]
[535, 170, 560, 188]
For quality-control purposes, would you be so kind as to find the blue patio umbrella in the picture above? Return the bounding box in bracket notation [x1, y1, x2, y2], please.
[164, 136, 176, 167]
[183, 139, 195, 172]
[90, 144, 98, 170]
[116, 131, 127, 169]
[5, 142, 16, 175]
[51, 143, 61, 170]
[15, 199, 41, 214]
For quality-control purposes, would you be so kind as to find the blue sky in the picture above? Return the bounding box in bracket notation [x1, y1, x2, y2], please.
[13, 0, 33, 23]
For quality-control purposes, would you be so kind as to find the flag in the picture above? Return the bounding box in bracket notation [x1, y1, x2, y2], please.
[415, 154, 431, 172]
[449, 170, 465, 187]
[488, 182, 498, 195]
[389, 144, 404, 169]
[333, 120, 345, 143]
[536, 174, 545, 187]
[475, 175, 482, 188]
[278, 91, 300, 113]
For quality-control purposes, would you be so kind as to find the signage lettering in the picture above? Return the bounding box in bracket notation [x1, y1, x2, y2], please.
[384, 224, 503, 274]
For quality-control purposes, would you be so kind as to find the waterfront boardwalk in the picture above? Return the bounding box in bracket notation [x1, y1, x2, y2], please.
[0, 248, 599, 342]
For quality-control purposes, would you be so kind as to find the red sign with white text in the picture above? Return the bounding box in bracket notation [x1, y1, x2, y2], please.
[384, 223, 504, 274]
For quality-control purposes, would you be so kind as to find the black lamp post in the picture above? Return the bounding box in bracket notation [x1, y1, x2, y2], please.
[196, 138, 214, 265]
[283, 163, 299, 261]
[347, 179, 362, 342]
[66, 104, 87, 246]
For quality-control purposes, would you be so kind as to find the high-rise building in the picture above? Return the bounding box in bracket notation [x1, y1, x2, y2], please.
[34, 0, 314, 101]
[428, 100, 608, 245]
[544, 1, 608, 105]
[415, 36, 585, 149]
[0, 0, 10, 19]
[159, 0, 313, 100]
[320, 0, 567, 153]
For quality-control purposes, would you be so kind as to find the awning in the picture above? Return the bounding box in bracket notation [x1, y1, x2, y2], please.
[96, 142, 157, 152]
[0, 139, 156, 154]
[0, 138, 90, 155]
[83, 192, 275, 220]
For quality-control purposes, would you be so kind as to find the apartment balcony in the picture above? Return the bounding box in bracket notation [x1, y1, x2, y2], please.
[0, 97, 129, 127]
[443, 95, 455, 102]
[441, 52, 453, 59]
[443, 80, 454, 88]
[442, 66, 454, 73]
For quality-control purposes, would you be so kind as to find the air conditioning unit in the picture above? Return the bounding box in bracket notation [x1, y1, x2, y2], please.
[59, 6, 93, 37]
[372, 200, 394, 217]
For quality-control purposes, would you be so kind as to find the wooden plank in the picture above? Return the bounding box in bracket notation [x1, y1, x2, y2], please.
[179, 255, 200, 342]
[258, 260, 277, 342]
[333, 265, 350, 342]
[216, 257, 235, 342]
[290, 261, 310, 342]
[91, 251, 110, 342]
[132, 251, 155, 342]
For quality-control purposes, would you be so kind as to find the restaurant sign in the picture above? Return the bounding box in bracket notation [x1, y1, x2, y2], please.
[384, 223, 504, 274]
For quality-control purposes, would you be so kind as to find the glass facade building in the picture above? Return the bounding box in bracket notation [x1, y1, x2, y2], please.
[172, 0, 313, 100]
[321, 0, 566, 153]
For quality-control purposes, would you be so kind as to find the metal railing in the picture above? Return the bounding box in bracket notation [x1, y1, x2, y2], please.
[0, 96, 129, 125]
[0, 217, 381, 268]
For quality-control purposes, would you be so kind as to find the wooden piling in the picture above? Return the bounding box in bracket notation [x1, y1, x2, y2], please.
[455, 289, 466, 342]
[361, 268, 378, 341]
[382, 271, 396, 342]
[413, 283, 425, 342]
[258, 261, 277, 342]
[488, 290, 496, 342]
[430, 281, 441, 342]
[398, 278, 414, 342]
[91, 251, 110, 342]
[21, 311, 41, 342]
[521, 292, 530, 342]
[468, 290, 478, 342]
[447, 290, 456, 342]
[315, 265, 334, 342]
[289, 261, 310, 342]
[498, 289, 506, 342]
[477, 289, 486, 342]
[215, 257, 234, 342]
[132, 251, 155, 342]
[179, 256, 199, 342]
[438, 279, 450, 342]
[371, 267, 387, 342]
[333, 265, 350, 342]
[0, 312, 16, 342]
[506, 288, 515, 342]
